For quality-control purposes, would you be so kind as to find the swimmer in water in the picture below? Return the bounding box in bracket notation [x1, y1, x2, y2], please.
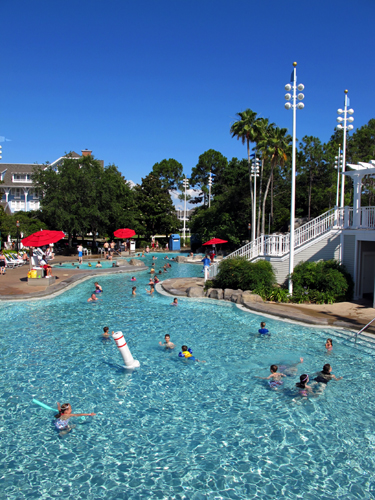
[55, 402, 96, 437]
[146, 284, 155, 295]
[257, 365, 286, 388]
[258, 321, 270, 335]
[313, 364, 343, 385]
[96, 261, 102, 268]
[296, 374, 313, 397]
[159, 334, 175, 349]
[325, 338, 333, 351]
[150, 266, 155, 274]
[171, 298, 178, 306]
[154, 276, 160, 284]
[179, 345, 206, 362]
[131, 277, 136, 281]
[87, 293, 98, 302]
[132, 286, 136, 296]
[94, 282, 103, 293]
[88, 262, 92, 267]
[103, 326, 110, 338]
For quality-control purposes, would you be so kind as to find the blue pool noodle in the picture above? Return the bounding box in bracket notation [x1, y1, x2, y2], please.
[33, 399, 57, 412]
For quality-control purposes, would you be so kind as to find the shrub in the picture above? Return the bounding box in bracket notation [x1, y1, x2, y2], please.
[215, 257, 275, 291]
[291, 260, 354, 303]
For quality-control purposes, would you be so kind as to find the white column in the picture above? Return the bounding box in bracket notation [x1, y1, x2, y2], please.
[352, 173, 362, 228]
[23, 188, 29, 211]
[288, 63, 297, 294]
[340, 92, 348, 208]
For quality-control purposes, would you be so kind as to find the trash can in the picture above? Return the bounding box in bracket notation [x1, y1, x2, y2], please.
[169, 234, 180, 251]
[130, 240, 136, 253]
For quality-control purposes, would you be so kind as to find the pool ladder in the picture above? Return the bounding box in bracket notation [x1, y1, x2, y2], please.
[355, 317, 375, 343]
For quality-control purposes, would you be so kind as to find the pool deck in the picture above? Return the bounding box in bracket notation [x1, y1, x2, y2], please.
[0, 256, 148, 301]
[160, 277, 375, 334]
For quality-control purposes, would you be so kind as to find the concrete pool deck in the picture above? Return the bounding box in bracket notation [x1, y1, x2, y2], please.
[160, 277, 375, 334]
[0, 256, 148, 300]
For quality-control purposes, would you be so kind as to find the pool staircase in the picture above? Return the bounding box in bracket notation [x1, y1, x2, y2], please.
[208, 206, 375, 284]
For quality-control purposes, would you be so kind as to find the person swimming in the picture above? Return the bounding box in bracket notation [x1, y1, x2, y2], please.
[258, 321, 270, 335]
[131, 277, 136, 281]
[54, 402, 96, 436]
[314, 364, 343, 384]
[132, 286, 136, 295]
[325, 339, 333, 351]
[179, 345, 205, 362]
[171, 298, 178, 306]
[94, 282, 103, 293]
[257, 364, 286, 389]
[296, 374, 312, 397]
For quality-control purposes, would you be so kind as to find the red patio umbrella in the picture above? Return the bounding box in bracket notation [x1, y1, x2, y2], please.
[113, 228, 136, 239]
[21, 230, 65, 247]
[202, 238, 228, 245]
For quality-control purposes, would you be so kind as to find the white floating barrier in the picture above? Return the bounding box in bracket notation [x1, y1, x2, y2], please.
[112, 331, 140, 369]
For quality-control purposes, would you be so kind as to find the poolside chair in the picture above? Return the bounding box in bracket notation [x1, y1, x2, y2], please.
[4, 255, 20, 268]
[9, 253, 25, 265]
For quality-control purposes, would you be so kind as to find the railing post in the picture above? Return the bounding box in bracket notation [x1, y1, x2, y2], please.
[344, 206, 349, 228]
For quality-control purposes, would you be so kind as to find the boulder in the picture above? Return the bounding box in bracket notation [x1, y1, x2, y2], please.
[224, 289, 236, 300]
[208, 288, 223, 300]
[231, 292, 243, 303]
[241, 292, 263, 304]
[129, 259, 143, 267]
[175, 256, 187, 263]
[205, 287, 213, 297]
[186, 286, 204, 298]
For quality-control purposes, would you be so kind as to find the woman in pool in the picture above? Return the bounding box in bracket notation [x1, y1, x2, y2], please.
[314, 364, 342, 384]
[54, 402, 96, 436]
[296, 374, 313, 397]
[146, 284, 155, 295]
[131, 277, 136, 281]
[132, 286, 136, 296]
[325, 339, 333, 351]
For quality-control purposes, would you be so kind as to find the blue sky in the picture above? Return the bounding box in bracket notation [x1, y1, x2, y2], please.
[1, 0, 374, 189]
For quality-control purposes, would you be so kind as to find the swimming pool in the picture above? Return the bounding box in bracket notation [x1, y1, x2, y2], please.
[0, 255, 374, 499]
[53, 260, 121, 269]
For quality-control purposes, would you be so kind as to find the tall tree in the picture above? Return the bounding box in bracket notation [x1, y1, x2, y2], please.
[230, 109, 258, 209]
[190, 149, 228, 205]
[134, 174, 179, 239]
[152, 159, 184, 190]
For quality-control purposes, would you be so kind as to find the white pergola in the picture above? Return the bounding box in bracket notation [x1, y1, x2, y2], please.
[344, 160, 375, 228]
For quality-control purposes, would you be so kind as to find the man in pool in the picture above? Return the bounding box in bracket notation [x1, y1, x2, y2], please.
[96, 261, 102, 268]
[159, 334, 175, 349]
[87, 293, 99, 302]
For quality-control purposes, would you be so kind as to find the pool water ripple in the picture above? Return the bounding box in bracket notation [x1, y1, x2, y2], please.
[0, 254, 375, 499]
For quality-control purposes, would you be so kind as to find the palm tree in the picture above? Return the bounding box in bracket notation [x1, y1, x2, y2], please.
[258, 126, 292, 235]
[230, 109, 258, 211]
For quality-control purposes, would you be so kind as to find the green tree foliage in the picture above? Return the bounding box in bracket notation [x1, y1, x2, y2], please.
[32, 154, 138, 245]
[214, 257, 275, 291]
[134, 173, 179, 239]
[190, 149, 228, 205]
[0, 210, 48, 239]
[151, 158, 184, 190]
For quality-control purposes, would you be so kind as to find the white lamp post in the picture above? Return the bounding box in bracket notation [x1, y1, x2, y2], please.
[334, 145, 342, 208]
[336, 90, 354, 208]
[285, 62, 305, 295]
[251, 156, 260, 241]
[208, 171, 212, 208]
[182, 177, 189, 244]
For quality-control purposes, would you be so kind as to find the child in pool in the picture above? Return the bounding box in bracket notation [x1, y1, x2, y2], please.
[159, 334, 175, 349]
[296, 374, 313, 396]
[88, 262, 92, 267]
[146, 284, 155, 294]
[179, 345, 206, 362]
[154, 276, 160, 284]
[150, 266, 155, 274]
[325, 339, 333, 351]
[171, 298, 178, 306]
[257, 365, 286, 388]
[94, 282, 103, 293]
[54, 402, 96, 436]
[258, 321, 269, 335]
[313, 364, 342, 384]
[132, 286, 136, 296]
[103, 326, 110, 338]
[131, 277, 136, 281]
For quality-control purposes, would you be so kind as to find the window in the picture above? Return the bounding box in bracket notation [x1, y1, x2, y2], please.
[12, 188, 21, 198]
[12, 173, 32, 182]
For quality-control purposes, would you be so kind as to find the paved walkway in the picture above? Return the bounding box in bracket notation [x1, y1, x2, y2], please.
[0, 256, 147, 300]
[160, 277, 375, 334]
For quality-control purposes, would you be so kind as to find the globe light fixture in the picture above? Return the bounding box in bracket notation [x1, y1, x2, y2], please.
[284, 62, 305, 295]
[208, 171, 212, 208]
[336, 90, 354, 207]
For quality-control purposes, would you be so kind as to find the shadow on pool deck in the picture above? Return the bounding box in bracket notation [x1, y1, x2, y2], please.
[159, 277, 375, 334]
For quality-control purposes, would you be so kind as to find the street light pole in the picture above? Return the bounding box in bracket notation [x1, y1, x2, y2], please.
[182, 177, 189, 244]
[251, 156, 260, 241]
[285, 62, 305, 295]
[248, 223, 251, 242]
[208, 171, 212, 208]
[16, 220, 20, 253]
[337, 90, 354, 208]
[334, 145, 342, 208]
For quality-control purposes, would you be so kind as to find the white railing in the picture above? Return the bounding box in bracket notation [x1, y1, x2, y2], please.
[207, 206, 375, 280]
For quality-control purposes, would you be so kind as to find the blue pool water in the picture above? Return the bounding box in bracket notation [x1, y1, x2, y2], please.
[1, 255, 375, 499]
